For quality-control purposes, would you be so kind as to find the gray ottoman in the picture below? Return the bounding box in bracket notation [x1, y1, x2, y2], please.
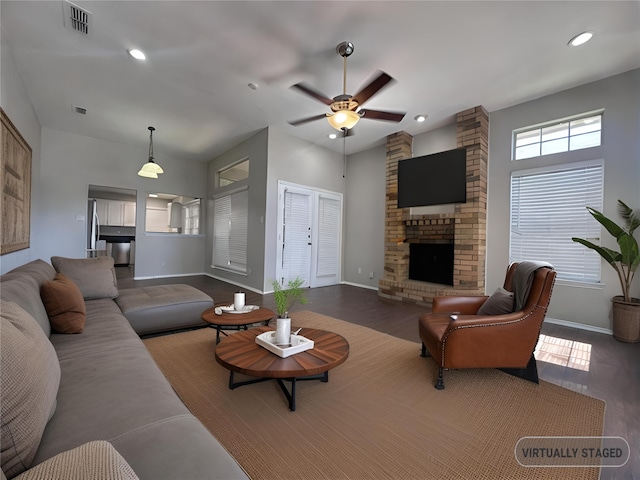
[115, 284, 213, 335]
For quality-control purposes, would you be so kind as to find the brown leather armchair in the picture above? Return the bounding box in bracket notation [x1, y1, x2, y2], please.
[418, 262, 556, 389]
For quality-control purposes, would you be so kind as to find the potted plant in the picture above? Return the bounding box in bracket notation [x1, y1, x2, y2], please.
[572, 199, 640, 342]
[272, 277, 307, 345]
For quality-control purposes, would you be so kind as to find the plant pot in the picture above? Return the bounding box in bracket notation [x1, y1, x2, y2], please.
[612, 296, 640, 343]
[275, 317, 291, 346]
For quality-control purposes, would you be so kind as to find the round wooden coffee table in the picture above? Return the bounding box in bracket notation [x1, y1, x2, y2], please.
[215, 326, 349, 411]
[201, 305, 275, 344]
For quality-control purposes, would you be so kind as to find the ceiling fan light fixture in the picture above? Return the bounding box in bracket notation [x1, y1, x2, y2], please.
[327, 110, 360, 131]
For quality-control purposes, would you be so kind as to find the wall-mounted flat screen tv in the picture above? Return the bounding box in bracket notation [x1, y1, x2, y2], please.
[397, 147, 467, 208]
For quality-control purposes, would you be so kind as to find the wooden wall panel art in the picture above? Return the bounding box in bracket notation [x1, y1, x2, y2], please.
[1, 108, 32, 255]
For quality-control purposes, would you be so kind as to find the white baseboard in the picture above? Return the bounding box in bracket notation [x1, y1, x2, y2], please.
[341, 281, 379, 291]
[133, 272, 206, 281]
[202, 273, 265, 295]
[544, 317, 612, 336]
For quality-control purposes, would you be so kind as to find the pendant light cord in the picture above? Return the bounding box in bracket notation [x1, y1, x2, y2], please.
[342, 128, 347, 178]
[148, 126, 155, 161]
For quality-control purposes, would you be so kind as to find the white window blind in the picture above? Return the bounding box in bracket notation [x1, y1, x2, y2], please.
[315, 194, 340, 277]
[281, 189, 311, 284]
[183, 200, 200, 235]
[213, 189, 248, 273]
[510, 161, 603, 283]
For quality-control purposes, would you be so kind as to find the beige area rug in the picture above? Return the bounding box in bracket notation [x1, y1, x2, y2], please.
[143, 311, 605, 480]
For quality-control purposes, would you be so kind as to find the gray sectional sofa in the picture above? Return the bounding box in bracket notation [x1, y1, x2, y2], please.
[0, 258, 248, 479]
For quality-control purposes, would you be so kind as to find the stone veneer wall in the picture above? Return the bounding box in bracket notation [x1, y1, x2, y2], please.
[378, 106, 489, 306]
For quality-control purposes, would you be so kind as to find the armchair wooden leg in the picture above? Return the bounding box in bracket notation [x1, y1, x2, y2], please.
[435, 367, 445, 390]
[420, 343, 431, 357]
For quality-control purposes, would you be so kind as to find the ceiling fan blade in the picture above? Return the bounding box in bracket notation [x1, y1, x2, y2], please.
[290, 82, 334, 106]
[359, 109, 406, 122]
[288, 113, 328, 126]
[352, 71, 395, 106]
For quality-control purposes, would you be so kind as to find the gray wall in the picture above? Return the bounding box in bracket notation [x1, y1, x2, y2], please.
[264, 128, 345, 292]
[0, 30, 43, 274]
[343, 145, 386, 289]
[0, 37, 210, 280]
[204, 128, 269, 293]
[488, 69, 640, 331]
[342, 125, 457, 289]
[2, 28, 209, 278]
[204, 127, 345, 293]
[38, 128, 209, 278]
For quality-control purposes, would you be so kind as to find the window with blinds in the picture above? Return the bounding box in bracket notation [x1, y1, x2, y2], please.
[213, 188, 248, 274]
[509, 160, 604, 283]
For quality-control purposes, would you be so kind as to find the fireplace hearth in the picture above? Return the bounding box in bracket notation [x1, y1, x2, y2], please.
[409, 243, 454, 285]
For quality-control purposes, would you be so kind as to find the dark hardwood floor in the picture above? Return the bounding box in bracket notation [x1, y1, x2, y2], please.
[117, 267, 639, 479]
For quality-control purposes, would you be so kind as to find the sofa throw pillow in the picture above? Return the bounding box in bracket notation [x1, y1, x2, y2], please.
[41, 273, 87, 333]
[477, 287, 515, 315]
[51, 256, 118, 300]
[12, 441, 140, 480]
[0, 302, 61, 478]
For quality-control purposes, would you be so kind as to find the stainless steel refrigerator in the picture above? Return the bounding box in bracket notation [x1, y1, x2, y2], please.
[86, 199, 105, 257]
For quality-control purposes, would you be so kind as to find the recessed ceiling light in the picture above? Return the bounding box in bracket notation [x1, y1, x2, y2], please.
[128, 49, 146, 60]
[328, 133, 337, 140]
[414, 114, 428, 123]
[248, 83, 259, 91]
[568, 31, 594, 47]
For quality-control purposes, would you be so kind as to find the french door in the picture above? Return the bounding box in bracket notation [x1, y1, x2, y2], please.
[276, 181, 342, 289]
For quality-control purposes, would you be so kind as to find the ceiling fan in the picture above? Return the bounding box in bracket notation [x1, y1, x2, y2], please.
[288, 41, 406, 132]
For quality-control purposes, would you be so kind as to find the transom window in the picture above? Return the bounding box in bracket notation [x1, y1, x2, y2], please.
[218, 158, 249, 187]
[513, 112, 602, 160]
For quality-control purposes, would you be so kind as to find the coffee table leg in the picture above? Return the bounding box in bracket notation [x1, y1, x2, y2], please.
[229, 373, 329, 412]
[276, 378, 297, 411]
[216, 326, 222, 344]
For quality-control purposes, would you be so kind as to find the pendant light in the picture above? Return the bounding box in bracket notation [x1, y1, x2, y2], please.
[138, 126, 164, 177]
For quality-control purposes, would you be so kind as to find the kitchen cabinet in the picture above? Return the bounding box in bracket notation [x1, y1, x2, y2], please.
[123, 202, 136, 226]
[96, 199, 136, 226]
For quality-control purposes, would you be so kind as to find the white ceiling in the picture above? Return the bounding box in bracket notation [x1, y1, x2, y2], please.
[2, 1, 639, 162]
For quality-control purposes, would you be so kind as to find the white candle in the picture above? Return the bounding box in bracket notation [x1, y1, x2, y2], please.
[233, 292, 245, 311]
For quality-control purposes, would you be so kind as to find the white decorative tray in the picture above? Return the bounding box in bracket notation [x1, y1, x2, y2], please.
[255, 331, 314, 358]
[215, 305, 259, 315]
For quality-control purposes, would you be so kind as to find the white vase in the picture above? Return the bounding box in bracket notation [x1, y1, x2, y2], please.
[276, 317, 291, 345]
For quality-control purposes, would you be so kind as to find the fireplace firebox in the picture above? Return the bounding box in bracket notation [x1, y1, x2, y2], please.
[409, 243, 454, 285]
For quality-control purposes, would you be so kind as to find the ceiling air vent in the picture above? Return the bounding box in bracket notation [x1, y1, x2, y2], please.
[62, 1, 92, 36]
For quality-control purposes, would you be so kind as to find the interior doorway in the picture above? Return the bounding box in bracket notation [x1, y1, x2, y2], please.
[275, 181, 342, 289]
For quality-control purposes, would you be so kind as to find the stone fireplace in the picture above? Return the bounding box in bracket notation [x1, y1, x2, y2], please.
[378, 106, 488, 306]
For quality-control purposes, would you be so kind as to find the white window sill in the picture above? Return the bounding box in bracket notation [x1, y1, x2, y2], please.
[555, 279, 605, 290]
